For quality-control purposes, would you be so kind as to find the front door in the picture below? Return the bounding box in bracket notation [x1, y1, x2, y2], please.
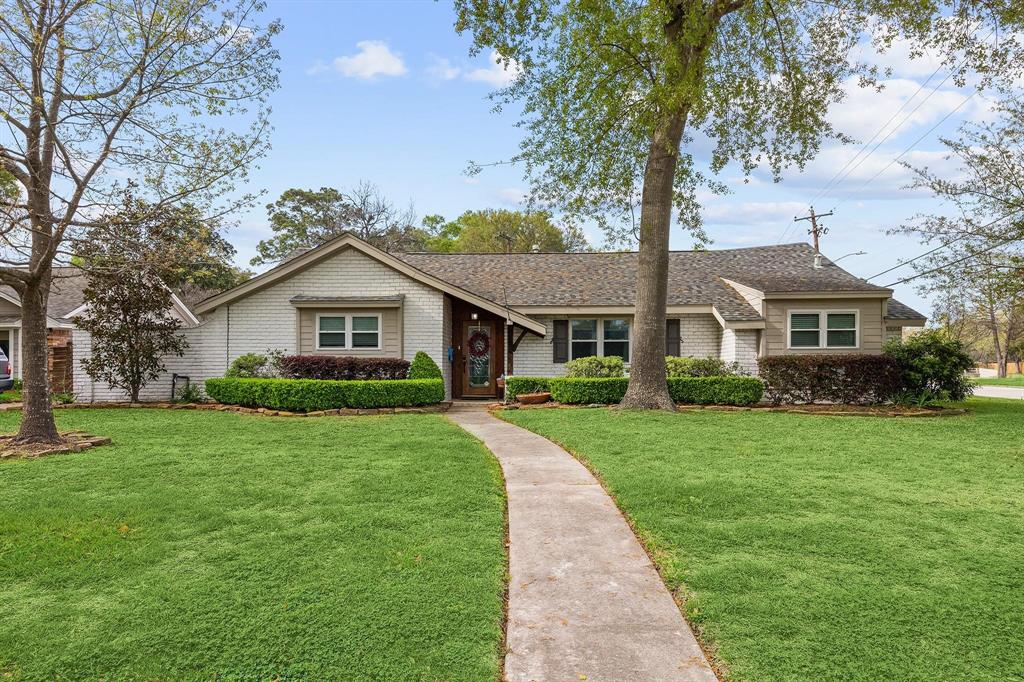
[462, 320, 496, 397]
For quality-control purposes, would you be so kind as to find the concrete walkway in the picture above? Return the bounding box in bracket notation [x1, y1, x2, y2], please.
[974, 385, 1024, 400]
[448, 403, 716, 682]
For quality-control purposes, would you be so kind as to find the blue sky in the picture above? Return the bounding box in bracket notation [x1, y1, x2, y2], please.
[232, 1, 998, 314]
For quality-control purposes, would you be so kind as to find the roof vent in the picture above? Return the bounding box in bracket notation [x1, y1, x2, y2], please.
[813, 253, 823, 269]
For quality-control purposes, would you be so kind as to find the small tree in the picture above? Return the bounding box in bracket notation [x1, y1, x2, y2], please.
[75, 272, 188, 403]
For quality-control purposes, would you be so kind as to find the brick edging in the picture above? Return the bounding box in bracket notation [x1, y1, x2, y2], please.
[2, 401, 452, 417]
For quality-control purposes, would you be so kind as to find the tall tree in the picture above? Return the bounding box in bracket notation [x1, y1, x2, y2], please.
[455, 0, 1022, 408]
[898, 98, 1024, 377]
[428, 209, 589, 252]
[252, 182, 426, 265]
[0, 0, 279, 442]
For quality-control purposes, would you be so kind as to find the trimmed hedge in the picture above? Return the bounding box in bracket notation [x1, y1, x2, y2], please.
[206, 377, 444, 411]
[757, 354, 903, 405]
[565, 355, 625, 378]
[504, 376, 551, 402]
[546, 376, 764, 406]
[665, 356, 742, 377]
[408, 351, 443, 380]
[277, 355, 410, 381]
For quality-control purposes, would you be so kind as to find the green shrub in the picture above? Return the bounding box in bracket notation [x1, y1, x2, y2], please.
[205, 377, 444, 411]
[51, 391, 76, 405]
[668, 376, 764, 406]
[884, 330, 974, 402]
[565, 355, 625, 378]
[665, 356, 742, 377]
[547, 376, 764, 406]
[504, 376, 551, 402]
[226, 353, 271, 378]
[11, 378, 23, 391]
[408, 351, 442, 380]
[549, 377, 628, 404]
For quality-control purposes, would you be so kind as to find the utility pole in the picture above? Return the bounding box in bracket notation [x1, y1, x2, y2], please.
[794, 206, 833, 252]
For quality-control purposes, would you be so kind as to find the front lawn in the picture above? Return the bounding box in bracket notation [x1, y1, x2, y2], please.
[502, 399, 1024, 681]
[0, 409, 506, 681]
[975, 374, 1024, 386]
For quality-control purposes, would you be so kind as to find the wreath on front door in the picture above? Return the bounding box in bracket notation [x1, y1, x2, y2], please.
[468, 330, 490, 358]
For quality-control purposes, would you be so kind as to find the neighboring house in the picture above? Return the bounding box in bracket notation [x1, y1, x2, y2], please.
[73, 232, 925, 401]
[0, 266, 198, 396]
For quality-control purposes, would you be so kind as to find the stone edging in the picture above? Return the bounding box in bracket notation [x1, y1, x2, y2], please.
[0, 401, 452, 417]
[499, 402, 968, 418]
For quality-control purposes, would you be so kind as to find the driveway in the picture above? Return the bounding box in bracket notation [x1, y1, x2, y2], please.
[974, 385, 1024, 400]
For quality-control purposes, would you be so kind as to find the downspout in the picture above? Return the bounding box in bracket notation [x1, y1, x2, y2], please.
[225, 304, 231, 371]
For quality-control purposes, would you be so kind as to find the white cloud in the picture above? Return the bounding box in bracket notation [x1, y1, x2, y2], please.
[829, 77, 970, 141]
[464, 50, 522, 87]
[859, 35, 946, 79]
[331, 40, 407, 80]
[701, 201, 808, 226]
[426, 55, 461, 82]
[495, 187, 526, 204]
[462, 177, 480, 185]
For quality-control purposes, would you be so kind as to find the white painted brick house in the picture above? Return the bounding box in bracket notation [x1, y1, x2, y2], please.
[68, 233, 927, 401]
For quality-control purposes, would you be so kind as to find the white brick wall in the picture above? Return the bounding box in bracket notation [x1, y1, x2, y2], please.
[679, 314, 722, 358]
[74, 247, 452, 401]
[719, 328, 760, 375]
[512, 316, 566, 377]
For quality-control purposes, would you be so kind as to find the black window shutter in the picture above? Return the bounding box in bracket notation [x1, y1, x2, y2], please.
[665, 319, 681, 357]
[553, 320, 569, 363]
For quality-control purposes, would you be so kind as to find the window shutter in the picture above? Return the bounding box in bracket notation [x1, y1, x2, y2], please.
[552, 320, 569, 363]
[666, 319, 681, 357]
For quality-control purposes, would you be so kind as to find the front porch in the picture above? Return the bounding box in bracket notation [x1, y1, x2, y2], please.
[447, 297, 538, 400]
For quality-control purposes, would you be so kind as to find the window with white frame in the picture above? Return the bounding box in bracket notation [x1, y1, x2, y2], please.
[788, 311, 858, 349]
[570, 318, 631, 360]
[317, 314, 381, 350]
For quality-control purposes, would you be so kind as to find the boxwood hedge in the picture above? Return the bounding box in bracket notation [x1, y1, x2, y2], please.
[206, 377, 444, 411]
[546, 376, 764, 406]
[504, 376, 552, 402]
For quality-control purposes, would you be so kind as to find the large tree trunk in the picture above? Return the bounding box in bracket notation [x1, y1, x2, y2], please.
[15, 274, 60, 444]
[620, 109, 689, 410]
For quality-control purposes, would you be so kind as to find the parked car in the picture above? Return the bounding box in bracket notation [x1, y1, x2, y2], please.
[0, 348, 13, 391]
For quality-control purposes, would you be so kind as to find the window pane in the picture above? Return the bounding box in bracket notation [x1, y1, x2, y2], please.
[319, 332, 346, 348]
[604, 341, 629, 362]
[827, 313, 856, 330]
[571, 341, 597, 359]
[603, 319, 629, 340]
[319, 316, 345, 332]
[571, 319, 597, 340]
[352, 316, 379, 332]
[351, 332, 378, 348]
[790, 313, 820, 330]
[790, 330, 820, 347]
[827, 330, 856, 347]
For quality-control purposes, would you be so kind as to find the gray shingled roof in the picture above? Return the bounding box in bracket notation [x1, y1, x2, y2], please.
[396, 243, 905, 322]
[0, 267, 89, 319]
[885, 299, 927, 321]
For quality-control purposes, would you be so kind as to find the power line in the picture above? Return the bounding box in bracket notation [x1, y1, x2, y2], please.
[884, 232, 1024, 287]
[866, 211, 1022, 280]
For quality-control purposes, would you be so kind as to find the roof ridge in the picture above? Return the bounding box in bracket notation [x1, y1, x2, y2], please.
[399, 243, 812, 256]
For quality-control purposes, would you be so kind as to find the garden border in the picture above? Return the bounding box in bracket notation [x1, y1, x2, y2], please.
[0, 401, 453, 417]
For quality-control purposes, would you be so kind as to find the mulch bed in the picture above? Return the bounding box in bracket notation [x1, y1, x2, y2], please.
[500, 402, 968, 418]
[0, 431, 112, 460]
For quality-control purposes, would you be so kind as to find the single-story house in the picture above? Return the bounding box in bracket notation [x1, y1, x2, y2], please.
[72, 232, 926, 401]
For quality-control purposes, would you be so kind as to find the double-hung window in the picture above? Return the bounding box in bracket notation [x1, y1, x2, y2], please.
[317, 314, 381, 350]
[788, 311, 858, 349]
[569, 319, 631, 360]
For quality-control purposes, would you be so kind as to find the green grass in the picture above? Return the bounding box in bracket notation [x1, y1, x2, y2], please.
[975, 374, 1024, 386]
[502, 399, 1024, 681]
[0, 389, 21, 403]
[0, 409, 506, 681]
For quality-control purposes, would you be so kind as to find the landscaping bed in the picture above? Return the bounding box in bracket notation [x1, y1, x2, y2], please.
[0, 431, 111, 460]
[501, 398, 1024, 681]
[0, 408, 506, 680]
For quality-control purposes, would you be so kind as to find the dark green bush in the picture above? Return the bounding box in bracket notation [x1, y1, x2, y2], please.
[565, 355, 625, 377]
[549, 377, 628, 404]
[884, 330, 974, 403]
[205, 377, 444, 411]
[408, 351, 443, 380]
[546, 376, 765, 406]
[225, 352, 271, 378]
[665, 356, 742, 377]
[668, 376, 764, 405]
[504, 376, 551, 401]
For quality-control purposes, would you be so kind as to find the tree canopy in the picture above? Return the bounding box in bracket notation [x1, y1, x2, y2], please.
[425, 209, 589, 252]
[253, 183, 427, 264]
